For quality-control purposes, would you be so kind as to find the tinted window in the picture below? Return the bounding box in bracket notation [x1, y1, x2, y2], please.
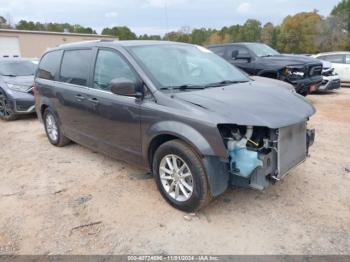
[0, 60, 35, 76]
[93, 49, 137, 91]
[227, 46, 250, 60]
[319, 54, 345, 64]
[37, 51, 61, 80]
[208, 46, 226, 57]
[60, 50, 92, 86]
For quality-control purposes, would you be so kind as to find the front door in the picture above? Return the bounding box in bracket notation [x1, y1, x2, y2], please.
[82, 48, 142, 161]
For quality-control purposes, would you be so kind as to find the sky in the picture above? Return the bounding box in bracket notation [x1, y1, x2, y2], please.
[0, 0, 341, 36]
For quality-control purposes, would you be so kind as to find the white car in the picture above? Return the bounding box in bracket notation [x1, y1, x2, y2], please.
[313, 52, 350, 87]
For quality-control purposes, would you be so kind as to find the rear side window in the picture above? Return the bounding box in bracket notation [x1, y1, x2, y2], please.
[60, 49, 92, 86]
[37, 51, 61, 80]
[208, 46, 226, 57]
[318, 54, 345, 64]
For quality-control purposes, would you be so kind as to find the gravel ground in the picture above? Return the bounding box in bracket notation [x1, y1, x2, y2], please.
[0, 89, 349, 255]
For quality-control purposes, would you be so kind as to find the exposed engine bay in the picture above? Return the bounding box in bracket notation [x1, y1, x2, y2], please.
[219, 123, 315, 190]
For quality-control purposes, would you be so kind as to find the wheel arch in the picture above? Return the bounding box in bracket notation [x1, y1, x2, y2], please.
[38, 98, 61, 124]
[145, 122, 230, 197]
[144, 121, 216, 170]
[40, 104, 49, 119]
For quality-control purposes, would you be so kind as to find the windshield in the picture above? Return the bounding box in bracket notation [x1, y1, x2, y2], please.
[128, 44, 249, 89]
[247, 43, 280, 57]
[0, 61, 36, 76]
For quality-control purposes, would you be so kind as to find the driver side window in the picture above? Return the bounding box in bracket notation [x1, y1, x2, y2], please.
[93, 49, 137, 91]
[229, 46, 251, 63]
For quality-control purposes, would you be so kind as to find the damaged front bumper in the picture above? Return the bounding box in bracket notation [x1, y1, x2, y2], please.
[318, 75, 341, 91]
[228, 122, 315, 190]
[5, 88, 36, 114]
[202, 122, 315, 196]
[287, 75, 323, 95]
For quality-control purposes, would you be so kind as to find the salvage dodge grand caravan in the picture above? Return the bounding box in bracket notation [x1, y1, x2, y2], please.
[34, 40, 315, 212]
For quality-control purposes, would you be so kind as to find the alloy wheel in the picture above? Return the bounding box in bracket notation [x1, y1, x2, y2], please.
[159, 154, 194, 202]
[0, 94, 12, 118]
[45, 113, 58, 142]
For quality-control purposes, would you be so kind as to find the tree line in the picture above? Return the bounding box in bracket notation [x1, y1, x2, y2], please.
[0, 0, 349, 53]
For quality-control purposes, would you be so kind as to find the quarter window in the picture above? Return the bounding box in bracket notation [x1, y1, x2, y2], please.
[37, 51, 61, 80]
[60, 49, 92, 86]
[93, 49, 137, 91]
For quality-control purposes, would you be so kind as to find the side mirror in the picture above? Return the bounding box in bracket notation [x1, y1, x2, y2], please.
[110, 78, 143, 98]
[231, 50, 239, 59]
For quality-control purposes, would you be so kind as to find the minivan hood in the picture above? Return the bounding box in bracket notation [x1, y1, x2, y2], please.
[173, 81, 315, 128]
[2, 75, 34, 86]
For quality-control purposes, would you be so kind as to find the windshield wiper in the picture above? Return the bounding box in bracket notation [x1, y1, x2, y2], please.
[205, 80, 249, 88]
[161, 84, 206, 90]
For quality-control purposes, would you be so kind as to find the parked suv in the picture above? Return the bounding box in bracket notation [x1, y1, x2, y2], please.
[312, 52, 350, 87]
[207, 43, 323, 96]
[0, 58, 36, 120]
[34, 41, 315, 211]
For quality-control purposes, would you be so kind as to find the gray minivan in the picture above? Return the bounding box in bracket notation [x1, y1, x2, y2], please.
[34, 40, 315, 211]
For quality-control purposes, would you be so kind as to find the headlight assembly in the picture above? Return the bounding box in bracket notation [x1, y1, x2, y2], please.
[6, 83, 32, 92]
[284, 66, 305, 78]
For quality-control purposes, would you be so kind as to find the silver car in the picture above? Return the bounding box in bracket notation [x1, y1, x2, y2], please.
[0, 58, 36, 120]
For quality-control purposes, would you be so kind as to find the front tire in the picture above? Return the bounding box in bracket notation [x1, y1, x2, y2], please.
[153, 139, 212, 212]
[43, 108, 70, 147]
[0, 90, 17, 121]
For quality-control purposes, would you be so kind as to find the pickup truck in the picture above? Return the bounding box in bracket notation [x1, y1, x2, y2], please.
[207, 43, 323, 96]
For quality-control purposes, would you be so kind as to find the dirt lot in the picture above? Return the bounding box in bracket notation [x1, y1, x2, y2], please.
[0, 89, 349, 255]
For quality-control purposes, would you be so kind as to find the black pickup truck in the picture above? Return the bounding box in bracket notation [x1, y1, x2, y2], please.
[207, 43, 323, 96]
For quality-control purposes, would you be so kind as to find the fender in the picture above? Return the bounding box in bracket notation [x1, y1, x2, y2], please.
[144, 121, 216, 159]
[37, 96, 60, 124]
[144, 121, 229, 196]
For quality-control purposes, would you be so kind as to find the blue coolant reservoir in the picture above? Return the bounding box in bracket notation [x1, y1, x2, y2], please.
[229, 140, 262, 178]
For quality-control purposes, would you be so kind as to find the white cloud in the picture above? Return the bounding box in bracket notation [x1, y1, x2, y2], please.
[105, 11, 118, 18]
[237, 2, 253, 15]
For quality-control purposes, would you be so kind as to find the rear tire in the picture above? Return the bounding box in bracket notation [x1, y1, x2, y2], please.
[153, 139, 212, 212]
[43, 108, 70, 147]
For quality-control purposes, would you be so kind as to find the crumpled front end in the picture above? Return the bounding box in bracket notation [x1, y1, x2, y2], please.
[278, 63, 323, 96]
[218, 122, 315, 190]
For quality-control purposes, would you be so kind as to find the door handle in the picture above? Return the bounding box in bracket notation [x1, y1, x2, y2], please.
[88, 97, 99, 105]
[75, 94, 85, 102]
